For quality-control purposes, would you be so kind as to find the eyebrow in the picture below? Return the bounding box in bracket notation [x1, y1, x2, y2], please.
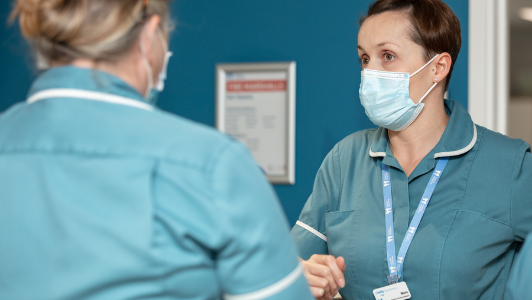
[357, 41, 399, 51]
[377, 41, 398, 47]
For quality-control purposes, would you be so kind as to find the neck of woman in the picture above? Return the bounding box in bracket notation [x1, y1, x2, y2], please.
[388, 96, 450, 176]
[69, 58, 148, 97]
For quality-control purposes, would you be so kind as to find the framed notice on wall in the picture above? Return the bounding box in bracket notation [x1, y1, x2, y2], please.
[216, 62, 296, 185]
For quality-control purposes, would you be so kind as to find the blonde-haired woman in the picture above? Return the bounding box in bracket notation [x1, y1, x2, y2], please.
[0, 1, 314, 299]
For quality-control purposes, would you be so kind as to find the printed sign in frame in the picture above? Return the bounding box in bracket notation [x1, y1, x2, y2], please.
[216, 62, 296, 185]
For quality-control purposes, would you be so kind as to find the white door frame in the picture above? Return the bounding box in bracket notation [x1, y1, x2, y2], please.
[468, 0, 509, 134]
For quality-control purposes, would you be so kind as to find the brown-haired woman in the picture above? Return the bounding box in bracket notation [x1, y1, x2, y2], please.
[0, 0, 314, 299]
[291, 0, 532, 299]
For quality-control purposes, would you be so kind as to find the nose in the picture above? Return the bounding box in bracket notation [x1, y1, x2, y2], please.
[365, 59, 382, 71]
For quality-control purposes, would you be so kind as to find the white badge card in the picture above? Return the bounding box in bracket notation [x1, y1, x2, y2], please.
[373, 282, 411, 300]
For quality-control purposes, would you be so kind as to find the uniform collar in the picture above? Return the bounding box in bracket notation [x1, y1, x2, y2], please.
[369, 100, 477, 159]
[27, 66, 150, 106]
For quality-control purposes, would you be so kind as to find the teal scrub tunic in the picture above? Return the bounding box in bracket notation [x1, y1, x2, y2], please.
[506, 233, 532, 299]
[0, 66, 313, 300]
[291, 100, 532, 300]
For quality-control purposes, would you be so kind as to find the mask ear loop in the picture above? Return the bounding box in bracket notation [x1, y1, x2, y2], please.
[397, 82, 438, 132]
[157, 30, 169, 53]
[410, 54, 440, 77]
[140, 33, 154, 100]
[155, 30, 173, 91]
[410, 54, 441, 104]
[417, 81, 439, 103]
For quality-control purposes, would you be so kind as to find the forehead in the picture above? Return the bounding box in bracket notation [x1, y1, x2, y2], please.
[358, 11, 415, 50]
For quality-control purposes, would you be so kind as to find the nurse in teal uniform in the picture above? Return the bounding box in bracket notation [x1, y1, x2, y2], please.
[0, 0, 313, 299]
[291, 0, 532, 299]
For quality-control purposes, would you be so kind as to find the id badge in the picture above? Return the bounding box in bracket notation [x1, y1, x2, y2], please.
[373, 282, 411, 300]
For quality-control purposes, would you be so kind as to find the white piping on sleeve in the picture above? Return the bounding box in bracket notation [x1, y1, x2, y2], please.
[434, 124, 477, 158]
[27, 89, 154, 111]
[223, 264, 303, 300]
[295, 221, 327, 242]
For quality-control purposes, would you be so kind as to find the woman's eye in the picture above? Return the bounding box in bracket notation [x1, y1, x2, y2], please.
[384, 53, 395, 61]
[361, 58, 370, 65]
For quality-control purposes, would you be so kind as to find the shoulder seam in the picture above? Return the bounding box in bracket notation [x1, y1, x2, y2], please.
[0, 148, 211, 172]
[437, 127, 481, 300]
[333, 144, 343, 212]
[205, 139, 241, 176]
[509, 141, 530, 238]
[206, 140, 246, 246]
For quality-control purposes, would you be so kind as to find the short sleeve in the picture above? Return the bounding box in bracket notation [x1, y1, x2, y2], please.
[212, 142, 313, 300]
[511, 142, 532, 242]
[506, 233, 532, 299]
[291, 144, 342, 259]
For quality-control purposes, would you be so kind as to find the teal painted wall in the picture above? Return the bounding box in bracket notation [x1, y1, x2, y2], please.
[0, 1, 468, 226]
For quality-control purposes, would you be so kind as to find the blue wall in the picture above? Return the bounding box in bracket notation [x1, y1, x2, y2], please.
[0, 0, 468, 226]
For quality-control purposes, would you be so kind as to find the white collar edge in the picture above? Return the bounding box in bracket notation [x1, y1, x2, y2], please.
[369, 124, 478, 159]
[369, 149, 386, 157]
[434, 124, 477, 158]
[27, 89, 153, 111]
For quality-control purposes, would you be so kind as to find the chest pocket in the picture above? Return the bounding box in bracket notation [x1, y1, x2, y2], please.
[325, 207, 388, 300]
[325, 190, 356, 258]
[325, 210, 356, 299]
[325, 210, 355, 257]
[324, 188, 392, 300]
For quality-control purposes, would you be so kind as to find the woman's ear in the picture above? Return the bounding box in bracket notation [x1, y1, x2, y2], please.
[140, 15, 161, 60]
[434, 52, 452, 83]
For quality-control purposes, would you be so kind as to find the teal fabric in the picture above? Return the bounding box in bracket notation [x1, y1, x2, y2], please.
[506, 233, 532, 299]
[0, 66, 313, 300]
[292, 100, 532, 300]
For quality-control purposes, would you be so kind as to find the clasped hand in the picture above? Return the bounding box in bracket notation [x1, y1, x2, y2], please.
[300, 255, 346, 300]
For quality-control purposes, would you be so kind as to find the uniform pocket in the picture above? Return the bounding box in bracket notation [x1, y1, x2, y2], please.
[325, 210, 356, 299]
[439, 210, 514, 300]
[325, 210, 356, 256]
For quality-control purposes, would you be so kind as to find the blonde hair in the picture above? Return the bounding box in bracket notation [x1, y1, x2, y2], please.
[10, 0, 171, 64]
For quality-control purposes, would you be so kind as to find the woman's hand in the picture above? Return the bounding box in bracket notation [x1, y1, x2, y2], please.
[300, 255, 346, 300]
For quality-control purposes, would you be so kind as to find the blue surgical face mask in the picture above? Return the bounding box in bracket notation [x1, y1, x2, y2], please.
[359, 54, 440, 131]
[140, 30, 173, 104]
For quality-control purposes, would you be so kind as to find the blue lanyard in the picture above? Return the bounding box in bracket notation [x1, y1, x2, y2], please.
[382, 157, 449, 284]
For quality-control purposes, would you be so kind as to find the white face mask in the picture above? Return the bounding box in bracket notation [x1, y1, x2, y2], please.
[359, 54, 440, 131]
[140, 29, 173, 103]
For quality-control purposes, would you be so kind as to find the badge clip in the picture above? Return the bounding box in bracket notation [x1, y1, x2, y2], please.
[387, 274, 398, 285]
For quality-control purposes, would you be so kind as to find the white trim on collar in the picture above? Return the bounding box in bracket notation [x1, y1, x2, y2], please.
[369, 124, 478, 159]
[369, 149, 386, 157]
[434, 124, 477, 158]
[27, 89, 154, 111]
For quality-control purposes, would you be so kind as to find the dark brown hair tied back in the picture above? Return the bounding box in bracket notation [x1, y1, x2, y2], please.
[361, 0, 462, 90]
